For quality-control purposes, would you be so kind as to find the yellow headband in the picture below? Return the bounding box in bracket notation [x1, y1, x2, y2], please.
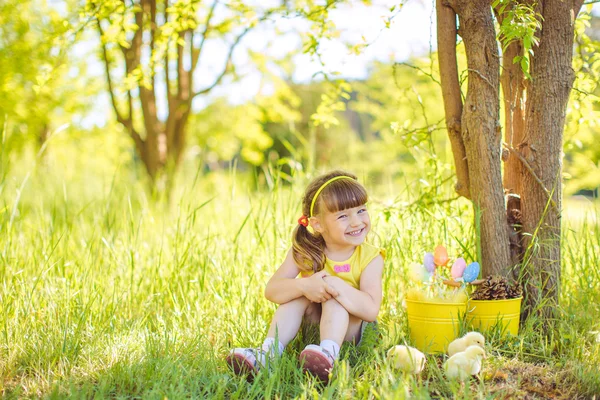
[309, 176, 355, 217]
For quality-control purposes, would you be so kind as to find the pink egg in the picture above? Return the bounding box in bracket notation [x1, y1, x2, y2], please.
[451, 257, 467, 279]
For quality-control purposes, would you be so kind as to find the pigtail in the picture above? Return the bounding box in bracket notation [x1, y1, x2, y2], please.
[292, 224, 326, 273]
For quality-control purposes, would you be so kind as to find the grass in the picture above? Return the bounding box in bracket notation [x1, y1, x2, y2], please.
[0, 159, 599, 399]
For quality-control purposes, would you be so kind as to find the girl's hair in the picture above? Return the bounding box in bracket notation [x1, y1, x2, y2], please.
[292, 170, 368, 273]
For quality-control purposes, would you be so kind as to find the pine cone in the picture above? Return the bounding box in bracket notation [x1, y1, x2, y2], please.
[507, 282, 523, 299]
[471, 275, 514, 300]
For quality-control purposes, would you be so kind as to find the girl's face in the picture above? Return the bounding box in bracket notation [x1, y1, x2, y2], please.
[312, 204, 371, 250]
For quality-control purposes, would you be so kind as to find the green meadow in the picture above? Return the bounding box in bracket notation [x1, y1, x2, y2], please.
[2, 0, 600, 398]
[1, 152, 599, 399]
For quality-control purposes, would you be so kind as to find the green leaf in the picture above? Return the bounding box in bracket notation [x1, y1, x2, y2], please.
[520, 57, 528, 73]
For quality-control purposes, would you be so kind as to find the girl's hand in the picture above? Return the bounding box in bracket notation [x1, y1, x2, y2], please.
[302, 271, 339, 303]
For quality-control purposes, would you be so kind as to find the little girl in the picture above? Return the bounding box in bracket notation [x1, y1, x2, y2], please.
[227, 170, 385, 382]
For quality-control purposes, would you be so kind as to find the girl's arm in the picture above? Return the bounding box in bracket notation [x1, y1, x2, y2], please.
[265, 249, 339, 305]
[322, 255, 384, 322]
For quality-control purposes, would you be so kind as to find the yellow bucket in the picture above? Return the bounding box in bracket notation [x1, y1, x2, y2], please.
[405, 299, 467, 353]
[467, 297, 522, 336]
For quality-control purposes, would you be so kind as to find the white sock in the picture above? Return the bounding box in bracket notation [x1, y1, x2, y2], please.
[320, 339, 340, 359]
[262, 337, 285, 356]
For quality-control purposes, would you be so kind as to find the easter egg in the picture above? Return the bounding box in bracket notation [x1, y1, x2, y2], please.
[424, 252, 435, 273]
[451, 257, 467, 279]
[434, 245, 449, 266]
[463, 262, 480, 283]
[408, 262, 427, 283]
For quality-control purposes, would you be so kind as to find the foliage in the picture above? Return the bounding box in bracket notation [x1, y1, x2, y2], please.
[564, 9, 600, 196]
[311, 80, 351, 128]
[0, 162, 599, 398]
[0, 0, 97, 153]
[493, 0, 542, 79]
[188, 100, 274, 167]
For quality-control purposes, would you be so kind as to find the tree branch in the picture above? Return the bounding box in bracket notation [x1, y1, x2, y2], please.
[119, 0, 143, 69]
[192, 25, 253, 99]
[148, 0, 158, 113]
[127, 88, 134, 121]
[494, 0, 526, 195]
[131, 0, 158, 143]
[164, 0, 172, 110]
[436, 0, 470, 199]
[177, 30, 186, 99]
[393, 62, 441, 87]
[97, 21, 126, 127]
[192, 0, 219, 80]
[97, 20, 145, 156]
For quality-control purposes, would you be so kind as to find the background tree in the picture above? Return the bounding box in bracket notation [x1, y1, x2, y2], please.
[88, 0, 283, 190]
[436, 0, 586, 319]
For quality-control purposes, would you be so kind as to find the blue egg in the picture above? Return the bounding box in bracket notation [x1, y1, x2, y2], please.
[424, 252, 435, 273]
[463, 262, 480, 283]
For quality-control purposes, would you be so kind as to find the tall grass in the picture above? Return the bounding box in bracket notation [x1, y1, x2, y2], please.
[0, 158, 599, 398]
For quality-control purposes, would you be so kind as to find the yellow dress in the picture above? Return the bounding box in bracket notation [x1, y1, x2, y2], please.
[300, 243, 385, 289]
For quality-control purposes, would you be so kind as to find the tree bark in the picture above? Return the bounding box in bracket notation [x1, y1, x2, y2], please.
[436, 0, 470, 199]
[500, 41, 526, 195]
[493, 3, 528, 268]
[520, 0, 581, 319]
[493, 2, 529, 196]
[452, 0, 512, 277]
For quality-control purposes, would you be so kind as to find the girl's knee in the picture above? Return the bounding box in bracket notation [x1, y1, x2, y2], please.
[279, 296, 311, 311]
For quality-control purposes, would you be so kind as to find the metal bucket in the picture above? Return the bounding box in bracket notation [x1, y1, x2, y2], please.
[406, 299, 467, 353]
[467, 297, 522, 336]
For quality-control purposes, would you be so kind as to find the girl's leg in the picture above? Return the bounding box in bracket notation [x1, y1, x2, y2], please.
[228, 296, 312, 376]
[266, 296, 312, 346]
[319, 297, 349, 346]
[299, 298, 350, 382]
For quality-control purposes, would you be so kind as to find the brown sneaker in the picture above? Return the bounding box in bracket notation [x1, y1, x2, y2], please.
[299, 344, 335, 383]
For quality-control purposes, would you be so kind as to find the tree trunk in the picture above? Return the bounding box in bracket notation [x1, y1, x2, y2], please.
[436, 0, 470, 199]
[453, 0, 512, 277]
[500, 40, 526, 195]
[494, 3, 528, 269]
[520, 0, 581, 319]
[435, 0, 585, 321]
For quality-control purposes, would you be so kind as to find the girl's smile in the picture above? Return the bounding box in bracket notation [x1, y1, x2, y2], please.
[346, 227, 366, 237]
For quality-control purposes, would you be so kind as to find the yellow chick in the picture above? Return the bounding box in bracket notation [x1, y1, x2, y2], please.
[386, 345, 426, 374]
[447, 331, 485, 356]
[443, 345, 486, 381]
